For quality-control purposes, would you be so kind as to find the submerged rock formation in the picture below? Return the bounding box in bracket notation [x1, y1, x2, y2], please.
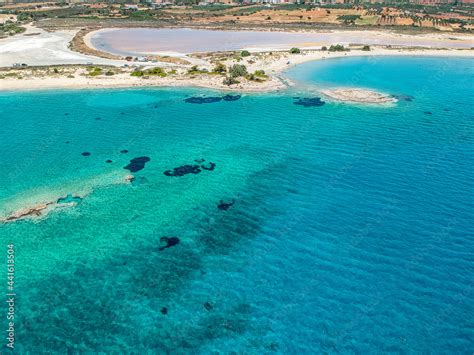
[185, 96, 222, 104]
[124, 156, 150, 173]
[2, 204, 49, 223]
[185, 94, 241, 104]
[164, 161, 216, 177]
[164, 165, 201, 177]
[392, 94, 414, 102]
[159, 237, 180, 251]
[57, 194, 82, 204]
[218, 199, 235, 211]
[293, 97, 325, 107]
[2, 193, 84, 223]
[201, 162, 216, 171]
[222, 95, 241, 102]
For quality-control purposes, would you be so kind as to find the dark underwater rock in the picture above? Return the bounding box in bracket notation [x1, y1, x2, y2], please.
[294, 97, 325, 107]
[204, 302, 213, 311]
[164, 165, 201, 177]
[222, 94, 241, 101]
[106, 159, 113, 163]
[184, 96, 222, 104]
[265, 342, 279, 351]
[120, 150, 129, 154]
[65, 141, 70, 144]
[160, 307, 168, 315]
[81, 152, 91, 156]
[95, 117, 101, 120]
[124, 156, 150, 173]
[218, 199, 235, 211]
[424, 111, 432, 115]
[159, 237, 180, 251]
[194, 159, 205, 163]
[57, 194, 82, 204]
[392, 94, 414, 102]
[201, 162, 216, 171]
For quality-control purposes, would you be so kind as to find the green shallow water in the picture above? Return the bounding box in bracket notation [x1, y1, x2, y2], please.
[0, 56, 473, 353]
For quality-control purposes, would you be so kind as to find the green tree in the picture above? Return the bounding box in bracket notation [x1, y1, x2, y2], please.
[229, 64, 247, 78]
[328, 44, 347, 52]
[289, 47, 301, 54]
[240, 50, 251, 57]
[213, 62, 226, 74]
[223, 76, 238, 86]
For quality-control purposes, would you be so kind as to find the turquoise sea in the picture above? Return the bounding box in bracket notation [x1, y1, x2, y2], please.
[0, 57, 473, 353]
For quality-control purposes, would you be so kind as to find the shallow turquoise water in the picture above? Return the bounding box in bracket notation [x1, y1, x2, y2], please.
[0, 57, 473, 352]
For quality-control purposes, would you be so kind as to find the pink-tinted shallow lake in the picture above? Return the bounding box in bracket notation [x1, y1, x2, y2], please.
[90, 28, 472, 55]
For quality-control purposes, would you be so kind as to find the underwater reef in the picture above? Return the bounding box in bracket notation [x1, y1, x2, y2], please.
[185, 96, 222, 104]
[164, 160, 216, 177]
[159, 236, 180, 251]
[57, 194, 83, 204]
[185, 95, 241, 104]
[293, 97, 325, 107]
[124, 157, 151, 173]
[218, 200, 235, 211]
[164, 165, 201, 176]
[222, 95, 241, 102]
[201, 162, 216, 171]
[392, 94, 414, 102]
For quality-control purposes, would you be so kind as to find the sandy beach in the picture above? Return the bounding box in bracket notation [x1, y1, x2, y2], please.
[0, 68, 287, 92]
[1, 47, 472, 93]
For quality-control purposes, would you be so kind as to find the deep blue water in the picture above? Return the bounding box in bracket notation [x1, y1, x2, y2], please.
[0, 57, 473, 353]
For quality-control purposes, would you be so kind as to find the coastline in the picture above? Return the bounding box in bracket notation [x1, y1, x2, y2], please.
[0, 24, 473, 93]
[0, 70, 288, 93]
[1, 47, 472, 93]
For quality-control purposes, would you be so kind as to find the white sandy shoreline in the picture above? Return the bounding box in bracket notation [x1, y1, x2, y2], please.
[1, 48, 472, 93]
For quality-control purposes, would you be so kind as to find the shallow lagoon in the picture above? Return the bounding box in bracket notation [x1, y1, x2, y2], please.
[0, 57, 473, 352]
[90, 27, 473, 56]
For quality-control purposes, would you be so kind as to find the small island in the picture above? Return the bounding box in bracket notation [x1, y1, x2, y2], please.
[322, 88, 397, 104]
